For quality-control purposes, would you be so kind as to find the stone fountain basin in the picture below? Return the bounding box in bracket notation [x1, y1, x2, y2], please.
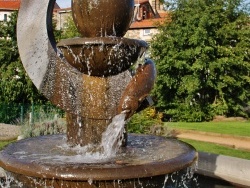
[0, 134, 197, 183]
[57, 37, 148, 77]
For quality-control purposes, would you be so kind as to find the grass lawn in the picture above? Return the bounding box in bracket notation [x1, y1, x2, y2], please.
[0, 140, 14, 150]
[165, 121, 250, 160]
[180, 138, 250, 160]
[166, 121, 250, 137]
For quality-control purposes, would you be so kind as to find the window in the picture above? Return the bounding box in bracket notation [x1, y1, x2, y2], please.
[4, 14, 7, 22]
[143, 29, 151, 36]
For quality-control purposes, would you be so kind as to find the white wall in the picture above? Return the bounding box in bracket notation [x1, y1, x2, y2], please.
[0, 11, 12, 22]
[125, 28, 159, 42]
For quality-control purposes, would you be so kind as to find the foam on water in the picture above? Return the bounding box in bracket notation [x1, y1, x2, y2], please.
[52, 113, 126, 163]
[1, 113, 126, 165]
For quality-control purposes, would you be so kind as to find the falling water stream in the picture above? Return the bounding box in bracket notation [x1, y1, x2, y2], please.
[101, 113, 126, 157]
[1, 162, 234, 188]
[0, 114, 234, 187]
[47, 113, 127, 163]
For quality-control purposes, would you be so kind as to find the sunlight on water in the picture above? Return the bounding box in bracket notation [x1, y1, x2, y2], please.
[52, 113, 126, 163]
[0, 174, 23, 188]
[101, 113, 126, 157]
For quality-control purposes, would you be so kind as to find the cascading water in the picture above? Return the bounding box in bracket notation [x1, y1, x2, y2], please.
[56, 113, 126, 162]
[101, 113, 126, 157]
[0, 163, 200, 188]
[0, 0, 198, 187]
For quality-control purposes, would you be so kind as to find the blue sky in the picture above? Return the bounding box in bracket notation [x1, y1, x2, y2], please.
[56, 0, 249, 9]
[56, 0, 71, 8]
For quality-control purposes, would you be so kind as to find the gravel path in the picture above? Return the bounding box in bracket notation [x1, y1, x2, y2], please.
[176, 130, 250, 151]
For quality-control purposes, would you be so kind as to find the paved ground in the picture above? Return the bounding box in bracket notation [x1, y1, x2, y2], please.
[176, 130, 250, 151]
[0, 123, 21, 141]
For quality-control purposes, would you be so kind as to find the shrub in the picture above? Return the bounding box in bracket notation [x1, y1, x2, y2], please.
[20, 107, 66, 138]
[127, 107, 170, 135]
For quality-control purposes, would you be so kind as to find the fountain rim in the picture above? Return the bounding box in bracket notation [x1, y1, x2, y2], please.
[57, 37, 149, 48]
[0, 134, 198, 181]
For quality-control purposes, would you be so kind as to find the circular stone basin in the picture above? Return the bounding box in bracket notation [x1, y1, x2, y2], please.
[0, 134, 197, 188]
[57, 37, 148, 77]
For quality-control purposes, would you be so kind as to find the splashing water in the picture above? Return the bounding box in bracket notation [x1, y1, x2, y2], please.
[0, 173, 23, 188]
[53, 113, 126, 162]
[101, 113, 126, 157]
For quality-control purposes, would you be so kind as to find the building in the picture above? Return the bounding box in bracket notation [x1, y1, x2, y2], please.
[0, 0, 20, 22]
[55, 7, 71, 31]
[0, 0, 168, 43]
[54, 0, 168, 42]
[126, 0, 169, 42]
[0, 0, 60, 22]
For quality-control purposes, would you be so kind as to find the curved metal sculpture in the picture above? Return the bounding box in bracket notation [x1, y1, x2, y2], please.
[17, 0, 83, 113]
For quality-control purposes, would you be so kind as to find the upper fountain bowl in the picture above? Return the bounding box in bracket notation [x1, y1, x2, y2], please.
[57, 37, 148, 76]
[72, 0, 134, 37]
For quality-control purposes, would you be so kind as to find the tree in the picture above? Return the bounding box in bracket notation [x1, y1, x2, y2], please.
[0, 11, 46, 104]
[151, 0, 250, 121]
[60, 14, 80, 39]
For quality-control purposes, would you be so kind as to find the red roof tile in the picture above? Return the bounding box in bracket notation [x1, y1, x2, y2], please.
[0, 0, 20, 10]
[130, 17, 167, 29]
[158, 12, 169, 18]
[0, 1, 60, 10]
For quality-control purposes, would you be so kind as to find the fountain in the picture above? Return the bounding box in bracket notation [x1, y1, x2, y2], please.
[0, 0, 197, 187]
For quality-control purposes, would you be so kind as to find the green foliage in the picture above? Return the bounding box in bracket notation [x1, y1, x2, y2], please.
[127, 107, 164, 134]
[167, 103, 213, 122]
[0, 140, 15, 151]
[21, 105, 66, 138]
[21, 118, 66, 138]
[60, 15, 81, 39]
[0, 103, 22, 124]
[151, 0, 250, 121]
[0, 11, 47, 105]
[0, 103, 64, 124]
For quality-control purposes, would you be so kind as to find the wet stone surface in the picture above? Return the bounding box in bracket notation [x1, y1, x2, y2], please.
[0, 134, 197, 181]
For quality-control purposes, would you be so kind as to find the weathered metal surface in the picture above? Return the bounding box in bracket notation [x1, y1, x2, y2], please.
[118, 59, 157, 119]
[72, 0, 134, 37]
[57, 37, 148, 76]
[0, 134, 197, 187]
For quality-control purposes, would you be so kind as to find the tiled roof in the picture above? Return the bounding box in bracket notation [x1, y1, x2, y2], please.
[158, 12, 170, 18]
[54, 3, 61, 10]
[0, 1, 60, 10]
[0, 0, 20, 10]
[57, 7, 71, 12]
[130, 10, 170, 29]
[130, 18, 165, 29]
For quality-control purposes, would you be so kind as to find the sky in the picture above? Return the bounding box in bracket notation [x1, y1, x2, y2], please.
[56, 0, 71, 8]
[56, 0, 250, 9]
